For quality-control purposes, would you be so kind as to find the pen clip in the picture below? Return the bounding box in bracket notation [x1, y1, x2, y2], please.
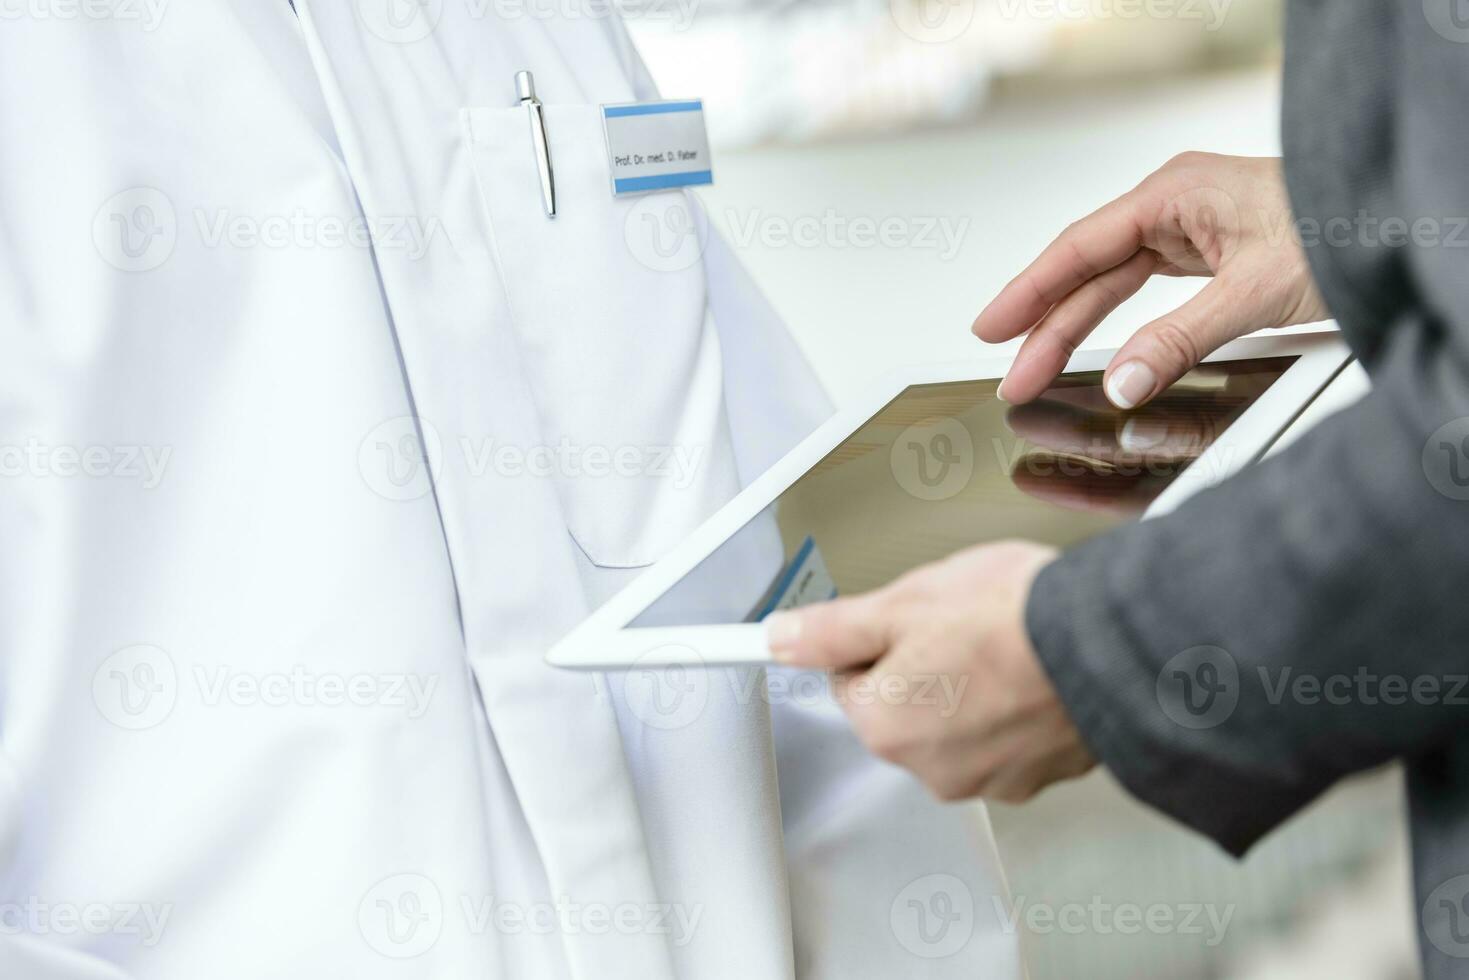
[516, 71, 556, 219]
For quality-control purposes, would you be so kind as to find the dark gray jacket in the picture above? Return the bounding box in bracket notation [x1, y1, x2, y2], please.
[1027, 4, 1469, 975]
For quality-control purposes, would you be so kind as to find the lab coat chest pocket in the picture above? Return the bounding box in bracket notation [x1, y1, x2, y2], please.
[463, 105, 735, 568]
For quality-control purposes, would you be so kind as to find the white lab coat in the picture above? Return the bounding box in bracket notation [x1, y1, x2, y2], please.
[0, 2, 1021, 977]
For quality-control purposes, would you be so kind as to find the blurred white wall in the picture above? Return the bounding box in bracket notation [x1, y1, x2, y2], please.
[696, 69, 1290, 399]
[628, 0, 1285, 147]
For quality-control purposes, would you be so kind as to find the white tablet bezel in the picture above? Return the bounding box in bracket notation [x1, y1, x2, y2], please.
[548, 328, 1351, 670]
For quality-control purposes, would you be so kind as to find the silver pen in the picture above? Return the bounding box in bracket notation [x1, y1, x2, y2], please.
[516, 71, 556, 218]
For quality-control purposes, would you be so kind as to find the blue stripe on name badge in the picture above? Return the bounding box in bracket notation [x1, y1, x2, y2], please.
[603, 100, 703, 118]
[754, 536, 817, 622]
[612, 170, 713, 194]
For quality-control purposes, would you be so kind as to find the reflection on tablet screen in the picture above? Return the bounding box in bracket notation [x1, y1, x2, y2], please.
[629, 357, 1296, 628]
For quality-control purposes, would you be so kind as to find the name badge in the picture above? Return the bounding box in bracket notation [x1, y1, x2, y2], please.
[601, 99, 713, 195]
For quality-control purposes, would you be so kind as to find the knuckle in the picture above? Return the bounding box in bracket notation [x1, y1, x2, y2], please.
[1165, 150, 1212, 172]
[1147, 318, 1203, 373]
[1090, 273, 1129, 309]
[855, 713, 910, 764]
[1060, 236, 1100, 282]
[1230, 269, 1276, 311]
[887, 566, 940, 604]
[866, 733, 906, 765]
[819, 598, 875, 643]
[996, 781, 1039, 805]
[929, 774, 979, 803]
[992, 538, 1034, 560]
[1037, 327, 1079, 362]
[857, 714, 899, 764]
[1021, 271, 1050, 311]
[987, 539, 1047, 571]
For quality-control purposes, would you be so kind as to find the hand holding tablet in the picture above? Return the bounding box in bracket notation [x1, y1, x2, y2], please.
[764, 539, 1089, 804]
[547, 331, 1348, 670]
[745, 154, 1342, 807]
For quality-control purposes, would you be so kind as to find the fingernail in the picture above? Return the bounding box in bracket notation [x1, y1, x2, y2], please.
[995, 376, 1010, 403]
[1106, 361, 1157, 410]
[1118, 417, 1169, 451]
[765, 611, 801, 660]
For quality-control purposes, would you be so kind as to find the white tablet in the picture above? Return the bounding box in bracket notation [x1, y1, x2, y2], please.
[548, 329, 1350, 670]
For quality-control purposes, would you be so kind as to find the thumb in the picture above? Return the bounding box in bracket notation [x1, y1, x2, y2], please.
[1103, 277, 1259, 410]
[765, 593, 895, 671]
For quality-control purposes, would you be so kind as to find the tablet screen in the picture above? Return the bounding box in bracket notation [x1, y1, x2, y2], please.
[629, 357, 1296, 628]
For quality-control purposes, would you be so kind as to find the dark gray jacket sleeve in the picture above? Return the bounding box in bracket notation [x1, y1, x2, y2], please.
[1026, 318, 1469, 856]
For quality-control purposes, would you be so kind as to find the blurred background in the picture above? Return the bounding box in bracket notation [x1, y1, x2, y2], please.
[625, 1, 1416, 977]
